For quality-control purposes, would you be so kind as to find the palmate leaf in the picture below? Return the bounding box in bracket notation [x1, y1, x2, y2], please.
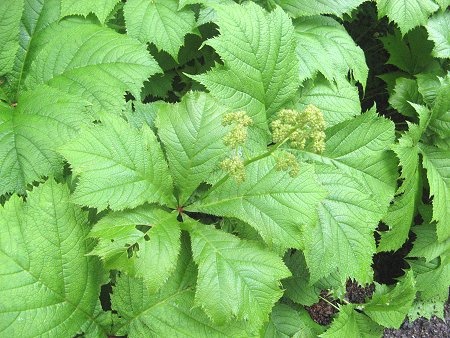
[25, 19, 160, 112]
[187, 221, 291, 328]
[294, 16, 368, 87]
[426, 11, 450, 59]
[274, 0, 366, 18]
[61, 0, 120, 23]
[89, 206, 180, 293]
[156, 92, 229, 204]
[124, 0, 196, 60]
[297, 111, 397, 283]
[320, 304, 382, 338]
[187, 158, 327, 251]
[59, 113, 175, 211]
[0, 180, 103, 337]
[111, 237, 252, 337]
[419, 144, 450, 241]
[364, 271, 416, 328]
[0, 85, 93, 195]
[260, 304, 324, 338]
[292, 76, 361, 128]
[0, 0, 23, 76]
[376, 0, 439, 35]
[193, 2, 299, 125]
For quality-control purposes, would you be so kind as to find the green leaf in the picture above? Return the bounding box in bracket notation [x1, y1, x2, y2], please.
[389, 78, 422, 117]
[294, 16, 368, 87]
[292, 76, 361, 128]
[376, 0, 439, 35]
[61, 0, 120, 23]
[428, 75, 450, 139]
[408, 223, 450, 261]
[111, 237, 252, 337]
[0, 180, 103, 337]
[408, 299, 445, 321]
[25, 20, 160, 112]
[410, 256, 450, 302]
[90, 206, 180, 293]
[0, 0, 23, 76]
[193, 2, 299, 124]
[124, 0, 196, 60]
[426, 11, 450, 58]
[298, 111, 397, 283]
[419, 144, 450, 241]
[321, 304, 383, 338]
[364, 271, 416, 329]
[261, 304, 324, 338]
[59, 113, 175, 211]
[275, 0, 365, 18]
[380, 28, 435, 75]
[187, 158, 326, 251]
[187, 221, 291, 328]
[0, 86, 93, 195]
[156, 92, 229, 204]
[3, 0, 62, 100]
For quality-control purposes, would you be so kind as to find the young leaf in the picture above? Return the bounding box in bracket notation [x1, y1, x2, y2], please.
[389, 78, 423, 117]
[187, 158, 327, 250]
[426, 11, 450, 59]
[156, 92, 229, 204]
[294, 16, 368, 87]
[61, 0, 120, 23]
[261, 304, 324, 338]
[364, 271, 416, 329]
[274, 0, 366, 18]
[59, 113, 175, 211]
[193, 2, 299, 124]
[408, 223, 450, 262]
[0, 86, 93, 195]
[25, 20, 160, 112]
[0, 180, 103, 337]
[298, 111, 397, 283]
[111, 237, 252, 337]
[411, 256, 450, 302]
[124, 0, 196, 60]
[89, 206, 180, 293]
[187, 221, 291, 328]
[0, 0, 23, 76]
[376, 0, 439, 35]
[321, 304, 383, 338]
[419, 144, 450, 241]
[292, 76, 361, 127]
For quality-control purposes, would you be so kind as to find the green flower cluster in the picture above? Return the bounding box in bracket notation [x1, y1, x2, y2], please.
[220, 111, 253, 182]
[271, 105, 326, 153]
[275, 151, 300, 177]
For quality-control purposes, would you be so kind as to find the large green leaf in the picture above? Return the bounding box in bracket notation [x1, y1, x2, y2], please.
[297, 111, 397, 283]
[25, 20, 160, 112]
[364, 271, 416, 329]
[426, 11, 450, 59]
[156, 92, 229, 204]
[419, 144, 450, 241]
[320, 304, 382, 338]
[111, 237, 252, 337]
[61, 0, 120, 23]
[187, 221, 291, 328]
[0, 0, 23, 76]
[124, 0, 196, 60]
[292, 76, 361, 128]
[274, 0, 366, 18]
[0, 86, 93, 195]
[89, 206, 180, 293]
[0, 180, 103, 337]
[261, 304, 324, 338]
[193, 2, 299, 125]
[293, 16, 368, 87]
[376, 0, 439, 35]
[59, 113, 175, 211]
[187, 158, 327, 251]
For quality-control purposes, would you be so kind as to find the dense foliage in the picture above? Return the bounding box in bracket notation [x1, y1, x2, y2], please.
[0, 0, 448, 337]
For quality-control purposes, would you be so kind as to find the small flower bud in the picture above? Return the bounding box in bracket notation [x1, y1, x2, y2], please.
[222, 111, 253, 149]
[275, 151, 300, 177]
[221, 155, 246, 182]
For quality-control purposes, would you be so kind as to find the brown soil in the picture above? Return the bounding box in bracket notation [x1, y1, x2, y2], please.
[305, 290, 339, 326]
